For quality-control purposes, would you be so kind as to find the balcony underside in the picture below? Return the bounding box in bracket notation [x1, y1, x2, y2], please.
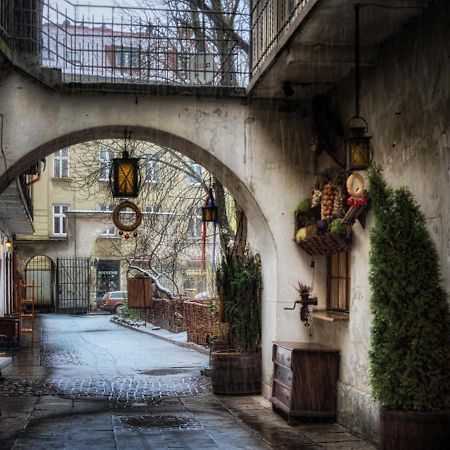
[0, 181, 34, 234]
[248, 0, 432, 100]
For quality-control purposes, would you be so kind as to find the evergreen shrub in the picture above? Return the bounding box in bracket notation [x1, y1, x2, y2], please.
[216, 246, 262, 353]
[369, 165, 450, 411]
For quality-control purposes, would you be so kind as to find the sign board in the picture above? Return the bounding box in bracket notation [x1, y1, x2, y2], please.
[189, 53, 215, 85]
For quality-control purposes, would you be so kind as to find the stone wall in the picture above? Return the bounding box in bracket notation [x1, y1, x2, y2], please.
[310, 2, 450, 443]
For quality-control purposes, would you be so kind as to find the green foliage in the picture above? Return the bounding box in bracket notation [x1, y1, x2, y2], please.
[368, 165, 450, 411]
[216, 247, 262, 353]
[117, 303, 140, 320]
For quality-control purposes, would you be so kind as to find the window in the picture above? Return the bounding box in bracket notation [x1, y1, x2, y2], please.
[53, 148, 69, 178]
[188, 210, 202, 239]
[114, 46, 141, 68]
[66, 48, 81, 63]
[145, 204, 162, 215]
[42, 47, 54, 61]
[100, 205, 115, 236]
[187, 162, 202, 185]
[146, 157, 160, 183]
[99, 150, 113, 181]
[53, 204, 69, 235]
[327, 251, 350, 312]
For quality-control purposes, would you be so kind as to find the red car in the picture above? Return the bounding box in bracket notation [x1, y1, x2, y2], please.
[98, 291, 128, 313]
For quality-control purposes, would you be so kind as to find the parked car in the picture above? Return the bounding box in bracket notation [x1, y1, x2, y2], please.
[98, 291, 128, 313]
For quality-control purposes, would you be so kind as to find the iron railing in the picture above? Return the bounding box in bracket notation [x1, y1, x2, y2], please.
[6, 0, 250, 88]
[251, 0, 313, 75]
[0, 0, 13, 45]
[18, 173, 34, 220]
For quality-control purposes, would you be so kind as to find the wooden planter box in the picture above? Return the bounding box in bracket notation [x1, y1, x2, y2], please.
[211, 351, 261, 395]
[0, 317, 19, 348]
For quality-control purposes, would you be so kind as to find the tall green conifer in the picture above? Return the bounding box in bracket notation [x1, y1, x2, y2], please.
[369, 166, 450, 411]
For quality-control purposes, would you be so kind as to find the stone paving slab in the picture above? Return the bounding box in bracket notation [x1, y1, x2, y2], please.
[1, 315, 379, 450]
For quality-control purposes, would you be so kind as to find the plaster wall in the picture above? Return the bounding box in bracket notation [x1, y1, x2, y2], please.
[0, 72, 316, 397]
[310, 2, 450, 442]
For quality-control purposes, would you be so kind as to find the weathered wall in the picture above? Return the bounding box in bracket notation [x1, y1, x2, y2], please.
[311, 2, 450, 443]
[0, 70, 315, 397]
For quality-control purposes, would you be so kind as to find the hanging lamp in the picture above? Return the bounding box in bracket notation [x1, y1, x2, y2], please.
[346, 5, 373, 171]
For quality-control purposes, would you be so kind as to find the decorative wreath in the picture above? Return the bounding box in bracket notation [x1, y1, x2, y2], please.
[112, 201, 142, 232]
[346, 173, 365, 198]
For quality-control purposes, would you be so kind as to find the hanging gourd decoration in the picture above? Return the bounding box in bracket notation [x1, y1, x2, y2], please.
[343, 173, 368, 224]
[201, 188, 219, 274]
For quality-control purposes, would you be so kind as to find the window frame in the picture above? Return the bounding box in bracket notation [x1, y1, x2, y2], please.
[99, 150, 113, 182]
[187, 162, 202, 185]
[53, 204, 69, 236]
[145, 157, 160, 183]
[99, 205, 116, 236]
[53, 148, 70, 179]
[327, 251, 350, 313]
[188, 209, 203, 240]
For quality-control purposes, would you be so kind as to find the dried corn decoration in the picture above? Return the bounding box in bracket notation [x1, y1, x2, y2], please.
[321, 182, 338, 220]
[311, 189, 322, 208]
[332, 187, 344, 217]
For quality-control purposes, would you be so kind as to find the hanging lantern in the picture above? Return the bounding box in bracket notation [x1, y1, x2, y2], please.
[347, 116, 373, 171]
[110, 149, 140, 198]
[201, 188, 218, 223]
[345, 6, 374, 172]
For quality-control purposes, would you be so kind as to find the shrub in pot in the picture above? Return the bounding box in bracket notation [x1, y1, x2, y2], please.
[368, 166, 450, 450]
[211, 245, 262, 395]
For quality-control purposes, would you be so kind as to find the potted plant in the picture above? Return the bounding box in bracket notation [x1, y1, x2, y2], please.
[211, 244, 262, 395]
[368, 166, 450, 449]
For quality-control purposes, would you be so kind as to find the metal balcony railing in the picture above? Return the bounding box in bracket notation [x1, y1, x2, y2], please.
[18, 173, 34, 220]
[251, 0, 312, 75]
[4, 0, 250, 89]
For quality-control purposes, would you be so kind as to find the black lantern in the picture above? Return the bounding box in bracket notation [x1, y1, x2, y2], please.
[347, 116, 373, 170]
[110, 131, 140, 198]
[346, 5, 374, 172]
[110, 149, 140, 197]
[202, 188, 218, 223]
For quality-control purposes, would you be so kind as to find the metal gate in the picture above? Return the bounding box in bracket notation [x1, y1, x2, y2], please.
[25, 255, 56, 312]
[56, 257, 90, 314]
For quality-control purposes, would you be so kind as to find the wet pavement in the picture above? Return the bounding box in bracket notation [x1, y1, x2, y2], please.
[0, 315, 377, 449]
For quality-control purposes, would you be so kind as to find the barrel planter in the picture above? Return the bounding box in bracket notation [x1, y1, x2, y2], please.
[211, 351, 261, 395]
[380, 408, 450, 450]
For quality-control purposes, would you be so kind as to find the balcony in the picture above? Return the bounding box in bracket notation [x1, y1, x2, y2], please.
[0, 174, 34, 234]
[0, 0, 250, 93]
[249, 0, 433, 99]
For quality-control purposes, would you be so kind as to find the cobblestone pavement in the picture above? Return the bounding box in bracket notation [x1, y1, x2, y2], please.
[0, 315, 377, 450]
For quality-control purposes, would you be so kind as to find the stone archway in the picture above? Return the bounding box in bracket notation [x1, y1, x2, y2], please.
[7, 124, 279, 395]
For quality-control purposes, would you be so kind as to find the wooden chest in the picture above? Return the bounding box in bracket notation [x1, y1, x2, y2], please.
[271, 341, 340, 420]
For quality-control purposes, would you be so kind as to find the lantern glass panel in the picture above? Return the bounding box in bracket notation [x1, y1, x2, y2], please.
[202, 206, 217, 223]
[350, 136, 372, 170]
[112, 158, 139, 197]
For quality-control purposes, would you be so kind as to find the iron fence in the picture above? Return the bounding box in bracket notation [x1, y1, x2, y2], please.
[251, 0, 313, 75]
[7, 0, 250, 88]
